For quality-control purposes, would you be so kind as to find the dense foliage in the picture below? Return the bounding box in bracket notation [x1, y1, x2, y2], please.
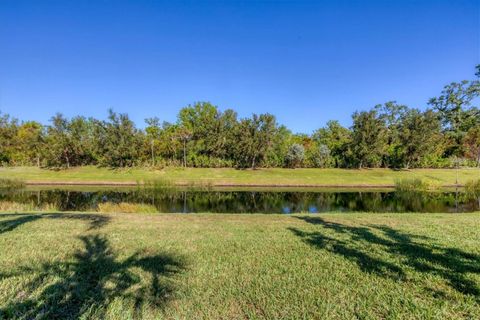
[1, 67, 479, 169]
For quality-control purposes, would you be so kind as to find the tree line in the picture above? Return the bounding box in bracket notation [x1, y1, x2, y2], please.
[1, 66, 479, 169]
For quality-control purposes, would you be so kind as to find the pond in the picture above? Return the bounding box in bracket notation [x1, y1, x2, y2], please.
[1, 187, 479, 213]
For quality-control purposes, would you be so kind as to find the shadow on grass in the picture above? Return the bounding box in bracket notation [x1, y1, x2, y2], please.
[0, 215, 41, 234]
[0, 213, 110, 234]
[290, 216, 480, 299]
[0, 213, 187, 318]
[0, 234, 187, 319]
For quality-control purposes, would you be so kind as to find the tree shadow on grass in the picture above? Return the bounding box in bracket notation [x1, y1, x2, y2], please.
[0, 234, 187, 319]
[289, 220, 406, 280]
[0, 213, 187, 318]
[0, 213, 110, 234]
[290, 216, 480, 299]
[0, 215, 41, 234]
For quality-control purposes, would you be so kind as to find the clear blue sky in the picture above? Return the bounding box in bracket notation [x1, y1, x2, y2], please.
[1, 0, 478, 133]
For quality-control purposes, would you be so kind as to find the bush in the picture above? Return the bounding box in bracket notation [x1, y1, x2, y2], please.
[465, 179, 480, 199]
[285, 144, 305, 168]
[395, 178, 438, 192]
[187, 154, 234, 168]
[0, 178, 25, 190]
[311, 144, 333, 168]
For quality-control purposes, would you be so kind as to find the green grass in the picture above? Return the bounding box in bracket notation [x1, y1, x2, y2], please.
[0, 212, 479, 319]
[1, 166, 480, 187]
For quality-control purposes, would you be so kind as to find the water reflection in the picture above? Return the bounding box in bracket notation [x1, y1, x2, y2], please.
[1, 187, 478, 213]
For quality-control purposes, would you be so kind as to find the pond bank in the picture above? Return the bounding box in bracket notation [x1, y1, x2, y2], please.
[2, 166, 479, 187]
[23, 180, 464, 188]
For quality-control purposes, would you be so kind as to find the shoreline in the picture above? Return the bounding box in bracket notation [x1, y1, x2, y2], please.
[23, 180, 464, 188]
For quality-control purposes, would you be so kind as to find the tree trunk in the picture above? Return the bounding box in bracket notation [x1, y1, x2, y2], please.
[151, 140, 155, 167]
[183, 139, 187, 168]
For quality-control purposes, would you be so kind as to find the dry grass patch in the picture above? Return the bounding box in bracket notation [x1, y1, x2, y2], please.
[0, 201, 58, 212]
[97, 202, 158, 213]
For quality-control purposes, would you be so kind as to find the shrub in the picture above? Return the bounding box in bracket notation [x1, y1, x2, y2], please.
[311, 144, 333, 168]
[285, 144, 305, 168]
[187, 154, 234, 168]
[465, 179, 480, 199]
[0, 178, 25, 190]
[395, 178, 438, 192]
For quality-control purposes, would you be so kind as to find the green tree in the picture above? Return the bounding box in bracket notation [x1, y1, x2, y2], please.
[233, 114, 277, 169]
[428, 66, 480, 156]
[0, 111, 18, 164]
[96, 110, 143, 167]
[350, 110, 388, 168]
[178, 102, 218, 157]
[463, 126, 480, 167]
[45, 114, 74, 168]
[397, 109, 443, 168]
[177, 102, 238, 165]
[69, 116, 97, 165]
[375, 101, 409, 167]
[264, 126, 292, 167]
[12, 121, 44, 166]
[176, 126, 192, 168]
[44, 115, 96, 168]
[145, 117, 162, 166]
[160, 122, 183, 165]
[212, 109, 238, 159]
[312, 120, 351, 167]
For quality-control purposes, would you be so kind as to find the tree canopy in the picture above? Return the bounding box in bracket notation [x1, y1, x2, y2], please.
[0, 66, 479, 169]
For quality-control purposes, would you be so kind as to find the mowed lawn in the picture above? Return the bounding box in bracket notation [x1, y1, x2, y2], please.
[1, 166, 480, 186]
[0, 213, 479, 319]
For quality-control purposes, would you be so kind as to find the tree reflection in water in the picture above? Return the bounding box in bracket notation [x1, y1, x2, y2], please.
[0, 188, 478, 213]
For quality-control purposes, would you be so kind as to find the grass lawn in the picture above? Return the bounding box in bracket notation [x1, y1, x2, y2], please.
[0, 212, 479, 319]
[1, 166, 480, 186]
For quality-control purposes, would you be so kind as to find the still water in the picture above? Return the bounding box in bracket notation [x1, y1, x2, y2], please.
[1, 187, 479, 213]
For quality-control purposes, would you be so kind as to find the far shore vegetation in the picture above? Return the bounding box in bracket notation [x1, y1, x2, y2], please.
[0, 66, 479, 171]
